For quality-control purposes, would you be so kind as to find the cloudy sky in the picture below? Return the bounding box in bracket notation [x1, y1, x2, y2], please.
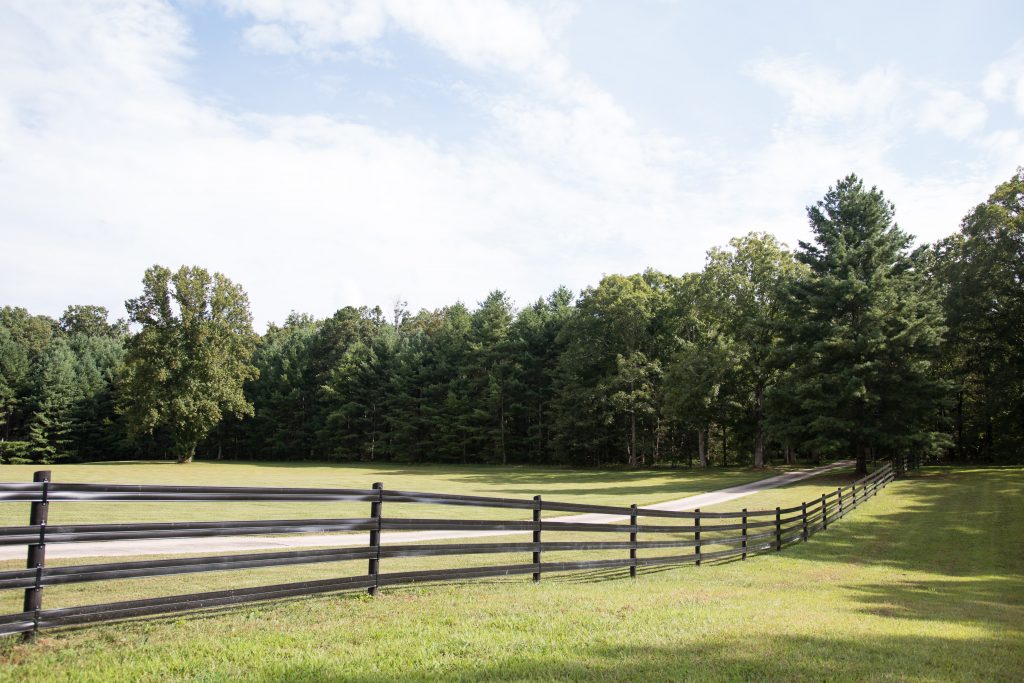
[2, 1, 1023, 329]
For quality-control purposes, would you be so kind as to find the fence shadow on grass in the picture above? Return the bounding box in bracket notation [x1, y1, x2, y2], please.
[783, 467, 1024, 578]
[847, 575, 1024, 629]
[0, 460, 904, 639]
[267, 631, 1022, 682]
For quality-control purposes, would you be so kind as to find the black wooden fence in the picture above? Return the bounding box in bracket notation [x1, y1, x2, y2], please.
[0, 455, 918, 639]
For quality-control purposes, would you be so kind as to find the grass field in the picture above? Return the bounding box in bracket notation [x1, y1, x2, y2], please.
[0, 461, 777, 525]
[0, 465, 1020, 681]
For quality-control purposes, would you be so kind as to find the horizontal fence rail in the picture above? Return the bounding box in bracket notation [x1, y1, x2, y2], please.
[0, 455, 917, 639]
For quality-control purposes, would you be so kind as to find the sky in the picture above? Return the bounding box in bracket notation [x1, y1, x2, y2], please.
[2, 0, 1023, 330]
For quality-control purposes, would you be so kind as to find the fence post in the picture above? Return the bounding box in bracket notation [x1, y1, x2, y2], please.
[741, 508, 748, 560]
[851, 483, 857, 509]
[821, 494, 828, 531]
[533, 495, 542, 582]
[694, 508, 701, 567]
[22, 470, 50, 642]
[629, 504, 637, 578]
[775, 506, 781, 551]
[368, 481, 383, 597]
[801, 501, 808, 541]
[837, 487, 843, 518]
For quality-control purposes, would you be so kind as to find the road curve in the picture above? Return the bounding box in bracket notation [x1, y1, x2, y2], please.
[1, 460, 853, 560]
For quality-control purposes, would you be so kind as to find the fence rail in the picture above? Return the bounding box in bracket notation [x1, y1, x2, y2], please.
[0, 454, 918, 639]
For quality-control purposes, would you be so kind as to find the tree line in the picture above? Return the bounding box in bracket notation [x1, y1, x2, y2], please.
[2, 172, 1021, 472]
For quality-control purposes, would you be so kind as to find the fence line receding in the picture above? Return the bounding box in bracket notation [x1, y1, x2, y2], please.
[0, 455, 918, 639]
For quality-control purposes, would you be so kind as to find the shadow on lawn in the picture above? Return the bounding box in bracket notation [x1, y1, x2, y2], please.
[234, 461, 781, 502]
[36, 460, 850, 508]
[266, 631, 1023, 682]
[788, 467, 1024, 578]
[847, 576, 1024, 629]
[760, 466, 1024, 633]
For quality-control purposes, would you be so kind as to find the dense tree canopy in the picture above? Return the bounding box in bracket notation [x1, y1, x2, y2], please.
[934, 169, 1024, 462]
[2, 170, 1022, 467]
[120, 266, 259, 463]
[767, 176, 949, 473]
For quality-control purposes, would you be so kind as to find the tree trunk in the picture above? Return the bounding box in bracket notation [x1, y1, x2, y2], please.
[855, 441, 869, 475]
[698, 428, 708, 468]
[500, 402, 507, 466]
[653, 416, 660, 467]
[753, 386, 765, 468]
[176, 437, 197, 464]
[369, 401, 377, 462]
[955, 391, 963, 461]
[537, 402, 543, 461]
[722, 425, 728, 467]
[984, 416, 993, 461]
[628, 412, 638, 468]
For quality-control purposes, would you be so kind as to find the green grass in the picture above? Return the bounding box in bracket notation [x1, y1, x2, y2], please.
[0, 460, 776, 525]
[0, 466, 1020, 681]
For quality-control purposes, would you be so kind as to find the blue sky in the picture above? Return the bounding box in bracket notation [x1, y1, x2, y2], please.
[2, 1, 1023, 329]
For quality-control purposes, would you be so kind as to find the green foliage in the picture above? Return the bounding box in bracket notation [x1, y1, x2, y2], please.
[120, 265, 259, 463]
[664, 234, 804, 467]
[551, 273, 676, 467]
[1, 468, 1020, 682]
[768, 175, 949, 472]
[59, 305, 127, 338]
[934, 168, 1024, 462]
[0, 440, 31, 464]
[25, 337, 79, 462]
[6, 172, 1021, 467]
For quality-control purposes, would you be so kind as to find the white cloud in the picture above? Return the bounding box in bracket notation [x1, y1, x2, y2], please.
[982, 41, 1024, 114]
[224, 0, 389, 54]
[243, 23, 299, 54]
[1, 1, 1019, 331]
[224, 0, 560, 72]
[747, 56, 903, 125]
[740, 55, 1016, 246]
[0, 0, 681, 328]
[918, 90, 988, 140]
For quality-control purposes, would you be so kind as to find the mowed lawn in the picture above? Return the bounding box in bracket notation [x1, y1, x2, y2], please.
[0, 466, 1020, 681]
[0, 461, 777, 525]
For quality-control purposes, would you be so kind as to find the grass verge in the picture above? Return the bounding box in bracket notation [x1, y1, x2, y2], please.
[0, 466, 1020, 681]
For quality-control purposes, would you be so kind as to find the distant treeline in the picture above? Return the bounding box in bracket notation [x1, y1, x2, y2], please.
[2, 172, 1021, 469]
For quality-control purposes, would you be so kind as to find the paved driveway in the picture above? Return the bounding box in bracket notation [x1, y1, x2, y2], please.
[1, 460, 853, 560]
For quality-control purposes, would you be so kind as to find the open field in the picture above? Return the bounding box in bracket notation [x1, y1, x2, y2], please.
[0, 461, 778, 526]
[0, 460, 812, 613]
[0, 466, 1020, 681]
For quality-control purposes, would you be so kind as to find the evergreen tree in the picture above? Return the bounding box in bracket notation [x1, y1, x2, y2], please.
[68, 333, 126, 459]
[935, 169, 1024, 461]
[466, 291, 517, 464]
[508, 287, 573, 464]
[0, 326, 29, 442]
[26, 338, 79, 462]
[770, 175, 948, 473]
[321, 327, 396, 461]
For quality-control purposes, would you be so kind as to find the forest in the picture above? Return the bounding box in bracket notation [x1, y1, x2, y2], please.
[1, 172, 1021, 472]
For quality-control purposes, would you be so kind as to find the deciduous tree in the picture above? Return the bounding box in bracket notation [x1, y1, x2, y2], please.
[121, 265, 258, 463]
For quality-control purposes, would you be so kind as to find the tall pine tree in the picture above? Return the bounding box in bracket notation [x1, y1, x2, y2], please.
[770, 175, 948, 473]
